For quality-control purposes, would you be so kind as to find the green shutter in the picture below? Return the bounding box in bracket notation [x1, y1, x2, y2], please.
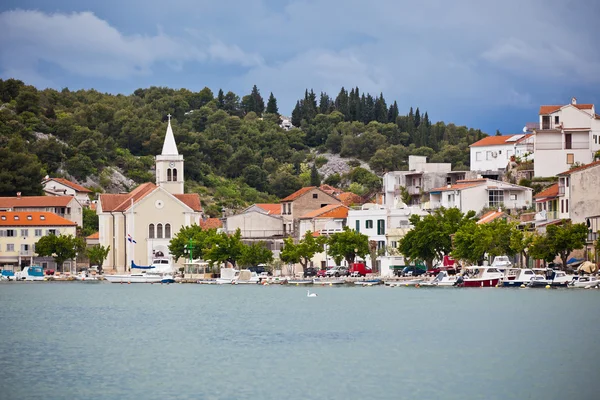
[355, 220, 360, 232]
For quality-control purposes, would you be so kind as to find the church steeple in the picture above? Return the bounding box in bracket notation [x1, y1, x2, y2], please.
[155, 114, 184, 195]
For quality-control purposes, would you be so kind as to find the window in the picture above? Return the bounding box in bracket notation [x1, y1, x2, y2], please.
[488, 190, 504, 207]
[377, 219, 385, 235]
[565, 133, 572, 150]
[13, 215, 19, 220]
[6, 244, 14, 252]
[35, 229, 42, 237]
[486, 151, 493, 160]
[157, 223, 163, 239]
[554, 115, 560, 124]
[67, 207, 71, 214]
[498, 150, 502, 154]
[149, 224, 155, 239]
[566, 153, 574, 165]
[355, 220, 360, 232]
[377, 241, 385, 250]
[21, 244, 29, 252]
[167, 168, 172, 181]
[594, 135, 598, 144]
[391, 241, 397, 248]
[165, 223, 171, 239]
[173, 168, 178, 181]
[566, 199, 569, 213]
[47, 229, 56, 235]
[20, 229, 28, 237]
[566, 177, 570, 187]
[509, 194, 517, 201]
[287, 203, 292, 214]
[312, 193, 318, 199]
[561, 199, 564, 214]
[6, 229, 15, 237]
[366, 220, 373, 229]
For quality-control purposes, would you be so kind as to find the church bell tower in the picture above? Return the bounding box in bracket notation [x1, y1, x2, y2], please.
[155, 114, 184, 195]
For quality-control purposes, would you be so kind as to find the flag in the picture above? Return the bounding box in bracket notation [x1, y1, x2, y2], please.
[127, 234, 137, 244]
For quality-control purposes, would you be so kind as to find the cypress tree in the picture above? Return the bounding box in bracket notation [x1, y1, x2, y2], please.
[363, 94, 375, 123]
[319, 92, 331, 114]
[388, 101, 399, 123]
[291, 101, 302, 127]
[310, 164, 321, 186]
[334, 87, 349, 120]
[250, 85, 265, 116]
[266, 92, 279, 114]
[217, 89, 225, 109]
[415, 107, 421, 128]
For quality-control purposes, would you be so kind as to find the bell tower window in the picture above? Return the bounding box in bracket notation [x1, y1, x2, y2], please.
[172, 168, 178, 181]
[167, 169, 172, 182]
[157, 224, 163, 239]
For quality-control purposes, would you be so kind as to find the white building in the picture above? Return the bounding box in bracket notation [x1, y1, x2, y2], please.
[0, 195, 83, 227]
[470, 134, 534, 173]
[531, 97, 600, 177]
[429, 179, 533, 214]
[42, 177, 92, 206]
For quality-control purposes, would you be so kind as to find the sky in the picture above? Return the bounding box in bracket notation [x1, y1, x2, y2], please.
[1, 0, 599, 134]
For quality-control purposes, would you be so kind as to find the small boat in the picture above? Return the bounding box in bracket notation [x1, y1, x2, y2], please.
[386, 279, 425, 287]
[527, 269, 572, 288]
[421, 271, 459, 287]
[216, 268, 238, 284]
[457, 267, 503, 287]
[287, 279, 313, 285]
[354, 279, 381, 286]
[14, 266, 45, 281]
[74, 271, 101, 282]
[501, 268, 538, 287]
[491, 256, 512, 271]
[233, 270, 260, 284]
[104, 259, 174, 284]
[1, 270, 16, 281]
[312, 278, 345, 286]
[570, 275, 600, 288]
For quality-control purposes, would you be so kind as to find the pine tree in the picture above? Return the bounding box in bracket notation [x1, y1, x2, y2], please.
[266, 92, 279, 115]
[310, 164, 321, 186]
[415, 107, 421, 128]
[250, 85, 265, 116]
[495, 129, 501, 136]
[334, 87, 349, 120]
[291, 101, 302, 127]
[217, 89, 225, 109]
[388, 101, 399, 123]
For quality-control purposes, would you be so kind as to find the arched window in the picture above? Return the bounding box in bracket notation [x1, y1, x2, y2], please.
[165, 223, 171, 239]
[172, 168, 178, 181]
[167, 168, 172, 182]
[149, 224, 155, 239]
[157, 223, 163, 239]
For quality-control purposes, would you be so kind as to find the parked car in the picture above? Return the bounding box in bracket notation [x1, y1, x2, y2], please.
[349, 262, 372, 277]
[401, 266, 427, 277]
[304, 267, 318, 277]
[316, 269, 327, 277]
[325, 266, 350, 277]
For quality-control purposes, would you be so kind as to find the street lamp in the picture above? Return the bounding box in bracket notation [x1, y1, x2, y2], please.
[184, 238, 195, 275]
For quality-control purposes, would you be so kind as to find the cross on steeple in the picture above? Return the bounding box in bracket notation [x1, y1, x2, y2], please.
[167, 113, 172, 122]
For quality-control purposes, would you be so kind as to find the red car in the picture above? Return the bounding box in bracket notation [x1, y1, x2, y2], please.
[349, 262, 372, 277]
[316, 269, 327, 277]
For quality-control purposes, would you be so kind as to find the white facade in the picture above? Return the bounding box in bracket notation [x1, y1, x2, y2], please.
[42, 178, 91, 206]
[533, 100, 600, 177]
[155, 116, 184, 195]
[225, 211, 284, 238]
[470, 134, 534, 172]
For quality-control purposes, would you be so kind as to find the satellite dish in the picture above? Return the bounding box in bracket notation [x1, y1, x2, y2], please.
[522, 126, 527, 133]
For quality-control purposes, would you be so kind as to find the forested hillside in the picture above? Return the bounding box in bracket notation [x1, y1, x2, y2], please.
[0, 79, 487, 216]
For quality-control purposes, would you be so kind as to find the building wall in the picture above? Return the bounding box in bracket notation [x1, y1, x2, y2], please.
[470, 144, 514, 172]
[226, 211, 283, 238]
[284, 188, 341, 236]
[0, 225, 77, 268]
[43, 181, 90, 206]
[10, 198, 83, 227]
[534, 131, 592, 177]
[569, 166, 600, 225]
[298, 218, 344, 238]
[431, 182, 532, 214]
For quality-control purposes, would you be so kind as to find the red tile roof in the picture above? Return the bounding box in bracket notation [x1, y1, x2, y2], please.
[255, 203, 281, 215]
[477, 210, 507, 224]
[319, 184, 340, 195]
[470, 135, 516, 147]
[430, 179, 487, 192]
[0, 211, 77, 227]
[199, 218, 223, 229]
[539, 103, 594, 115]
[99, 183, 201, 212]
[557, 160, 600, 176]
[44, 177, 92, 193]
[300, 204, 349, 219]
[336, 192, 363, 206]
[0, 196, 75, 209]
[280, 186, 317, 202]
[534, 183, 559, 199]
[173, 194, 202, 212]
[86, 232, 99, 239]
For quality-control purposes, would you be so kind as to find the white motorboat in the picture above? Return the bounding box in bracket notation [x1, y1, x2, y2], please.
[527, 269, 572, 288]
[421, 271, 459, 287]
[233, 270, 260, 284]
[570, 275, 600, 288]
[104, 259, 175, 284]
[501, 268, 537, 287]
[216, 267, 238, 284]
[386, 278, 425, 287]
[312, 278, 345, 286]
[14, 266, 45, 281]
[74, 271, 101, 282]
[491, 256, 512, 271]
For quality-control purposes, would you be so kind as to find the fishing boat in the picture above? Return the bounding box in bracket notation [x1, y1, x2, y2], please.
[104, 259, 175, 284]
[74, 271, 101, 282]
[14, 266, 45, 281]
[570, 275, 600, 288]
[457, 267, 503, 287]
[1, 270, 15, 281]
[500, 268, 538, 287]
[354, 279, 381, 286]
[421, 271, 459, 287]
[527, 269, 572, 288]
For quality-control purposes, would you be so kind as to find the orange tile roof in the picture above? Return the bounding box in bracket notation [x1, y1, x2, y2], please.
[86, 232, 99, 239]
[0, 195, 75, 209]
[430, 180, 486, 192]
[557, 160, 600, 176]
[281, 186, 317, 202]
[336, 192, 363, 206]
[477, 210, 507, 224]
[255, 203, 281, 215]
[99, 183, 201, 212]
[470, 135, 517, 147]
[199, 218, 223, 229]
[0, 211, 77, 226]
[299, 204, 349, 219]
[534, 183, 559, 199]
[173, 194, 202, 212]
[44, 177, 92, 193]
[539, 103, 594, 114]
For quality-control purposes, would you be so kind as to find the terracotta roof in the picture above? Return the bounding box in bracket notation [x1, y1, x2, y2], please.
[281, 186, 317, 202]
[199, 218, 223, 229]
[477, 210, 507, 224]
[470, 135, 516, 147]
[89, 203, 97, 211]
[173, 194, 202, 212]
[299, 204, 349, 219]
[557, 160, 600, 176]
[86, 232, 99, 239]
[255, 203, 281, 215]
[336, 192, 364, 206]
[534, 183, 559, 199]
[319, 184, 340, 195]
[430, 179, 486, 192]
[539, 103, 594, 115]
[44, 177, 92, 193]
[0, 196, 75, 209]
[0, 211, 77, 227]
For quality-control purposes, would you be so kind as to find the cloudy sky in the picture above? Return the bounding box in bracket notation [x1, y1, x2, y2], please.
[1, 0, 599, 133]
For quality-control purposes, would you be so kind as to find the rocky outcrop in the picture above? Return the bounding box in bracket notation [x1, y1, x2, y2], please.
[315, 152, 373, 179]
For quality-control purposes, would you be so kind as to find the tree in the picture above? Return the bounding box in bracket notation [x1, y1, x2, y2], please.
[86, 245, 110, 272]
[238, 242, 273, 267]
[266, 92, 279, 115]
[327, 227, 369, 266]
[510, 229, 535, 267]
[203, 229, 244, 267]
[0, 137, 43, 196]
[452, 219, 516, 265]
[546, 221, 588, 269]
[280, 231, 324, 271]
[35, 234, 85, 272]
[81, 207, 99, 237]
[310, 164, 321, 186]
[168, 224, 218, 262]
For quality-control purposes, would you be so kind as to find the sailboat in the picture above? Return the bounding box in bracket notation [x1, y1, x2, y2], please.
[104, 259, 175, 283]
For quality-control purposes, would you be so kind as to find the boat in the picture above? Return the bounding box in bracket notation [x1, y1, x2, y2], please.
[216, 268, 238, 284]
[570, 275, 600, 288]
[74, 271, 101, 282]
[233, 270, 260, 284]
[457, 267, 503, 287]
[421, 271, 460, 287]
[312, 278, 346, 286]
[14, 266, 45, 281]
[527, 269, 572, 288]
[501, 268, 538, 287]
[491, 256, 512, 271]
[386, 278, 425, 287]
[287, 279, 314, 285]
[104, 259, 175, 284]
[354, 279, 381, 286]
[1, 270, 15, 281]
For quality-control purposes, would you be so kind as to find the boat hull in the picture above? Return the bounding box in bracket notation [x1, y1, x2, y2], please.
[461, 278, 500, 287]
[528, 281, 569, 288]
[502, 280, 530, 287]
[104, 274, 164, 283]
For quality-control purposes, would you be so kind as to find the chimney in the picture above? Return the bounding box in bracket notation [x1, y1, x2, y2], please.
[571, 97, 577, 105]
[16, 192, 21, 198]
[447, 184, 451, 189]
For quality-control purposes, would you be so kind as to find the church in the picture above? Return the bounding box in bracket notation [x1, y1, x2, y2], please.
[97, 116, 203, 272]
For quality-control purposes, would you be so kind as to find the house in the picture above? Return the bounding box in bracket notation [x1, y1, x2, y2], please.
[556, 160, 600, 225]
[0, 195, 83, 227]
[0, 211, 77, 271]
[336, 192, 364, 206]
[469, 134, 534, 175]
[429, 178, 533, 214]
[530, 97, 600, 177]
[280, 187, 341, 237]
[383, 156, 477, 209]
[97, 116, 203, 272]
[86, 232, 100, 246]
[533, 183, 564, 230]
[477, 209, 509, 224]
[42, 177, 92, 206]
[199, 218, 223, 230]
[298, 204, 349, 238]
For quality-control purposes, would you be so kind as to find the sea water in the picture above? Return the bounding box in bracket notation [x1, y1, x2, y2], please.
[0, 282, 597, 400]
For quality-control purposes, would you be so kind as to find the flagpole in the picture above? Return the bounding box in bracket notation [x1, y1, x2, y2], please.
[130, 197, 134, 270]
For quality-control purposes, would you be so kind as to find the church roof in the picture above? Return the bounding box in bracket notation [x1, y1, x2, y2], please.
[99, 183, 202, 212]
[161, 116, 179, 156]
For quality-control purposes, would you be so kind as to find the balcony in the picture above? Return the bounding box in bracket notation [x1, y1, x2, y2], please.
[535, 141, 589, 150]
[20, 250, 33, 256]
[558, 185, 565, 195]
[406, 186, 421, 195]
[527, 122, 561, 131]
[535, 210, 559, 222]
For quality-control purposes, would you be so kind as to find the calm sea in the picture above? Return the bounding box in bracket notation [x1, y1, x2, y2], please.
[0, 282, 597, 400]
